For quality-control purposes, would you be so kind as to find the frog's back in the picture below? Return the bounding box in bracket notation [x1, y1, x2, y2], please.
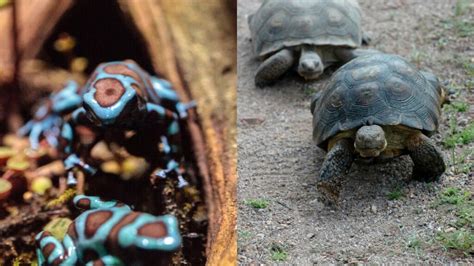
[71, 207, 132, 261]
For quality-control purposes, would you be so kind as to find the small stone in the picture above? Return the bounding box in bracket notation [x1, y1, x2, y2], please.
[458, 118, 468, 127]
[445, 227, 456, 233]
[240, 117, 265, 125]
[307, 233, 315, 239]
[371, 205, 377, 214]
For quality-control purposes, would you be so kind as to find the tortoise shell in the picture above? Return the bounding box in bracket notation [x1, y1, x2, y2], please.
[248, 0, 362, 57]
[312, 53, 443, 150]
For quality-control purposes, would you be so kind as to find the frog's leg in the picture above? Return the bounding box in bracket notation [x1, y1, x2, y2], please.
[149, 76, 196, 118]
[73, 195, 131, 211]
[19, 80, 83, 150]
[61, 108, 98, 186]
[47, 109, 98, 208]
[35, 231, 78, 265]
[85, 256, 125, 266]
[146, 103, 188, 187]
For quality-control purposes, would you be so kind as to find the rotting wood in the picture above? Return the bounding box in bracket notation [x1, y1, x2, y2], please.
[0, 0, 73, 83]
[119, 1, 237, 264]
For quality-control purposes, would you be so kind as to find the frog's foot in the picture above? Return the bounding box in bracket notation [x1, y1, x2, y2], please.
[19, 114, 63, 150]
[36, 230, 77, 265]
[155, 169, 189, 188]
[176, 101, 197, 119]
[85, 255, 125, 266]
[64, 154, 97, 177]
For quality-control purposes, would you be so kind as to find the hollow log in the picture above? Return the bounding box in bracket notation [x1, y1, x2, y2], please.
[118, 1, 237, 264]
[0, 0, 73, 83]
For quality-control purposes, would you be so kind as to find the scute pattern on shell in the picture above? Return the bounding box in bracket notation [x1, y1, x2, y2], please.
[312, 53, 443, 149]
[249, 0, 362, 57]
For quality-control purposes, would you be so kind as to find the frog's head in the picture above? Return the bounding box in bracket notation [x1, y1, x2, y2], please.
[83, 75, 146, 127]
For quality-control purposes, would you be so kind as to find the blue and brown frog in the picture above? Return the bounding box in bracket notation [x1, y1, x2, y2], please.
[36, 195, 181, 265]
[21, 60, 195, 189]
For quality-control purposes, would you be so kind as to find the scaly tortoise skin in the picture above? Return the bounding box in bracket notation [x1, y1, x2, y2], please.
[311, 53, 446, 203]
[248, 0, 368, 86]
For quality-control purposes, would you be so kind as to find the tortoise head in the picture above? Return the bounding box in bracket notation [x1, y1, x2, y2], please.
[298, 46, 324, 80]
[354, 125, 387, 158]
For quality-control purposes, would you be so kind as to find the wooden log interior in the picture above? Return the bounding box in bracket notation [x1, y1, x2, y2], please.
[119, 1, 237, 264]
[0, 0, 73, 83]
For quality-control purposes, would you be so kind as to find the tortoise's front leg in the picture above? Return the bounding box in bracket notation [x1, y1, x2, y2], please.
[407, 133, 445, 182]
[36, 231, 78, 265]
[255, 48, 295, 87]
[317, 138, 354, 204]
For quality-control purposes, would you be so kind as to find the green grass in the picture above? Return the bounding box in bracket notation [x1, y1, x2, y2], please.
[238, 230, 253, 241]
[450, 149, 473, 175]
[455, 0, 472, 16]
[406, 234, 423, 251]
[436, 229, 474, 255]
[455, 20, 474, 37]
[443, 123, 474, 148]
[444, 102, 469, 113]
[464, 61, 474, 77]
[387, 186, 404, 200]
[244, 198, 269, 209]
[434, 187, 474, 255]
[410, 48, 427, 65]
[439, 187, 471, 205]
[270, 243, 288, 261]
[456, 204, 474, 229]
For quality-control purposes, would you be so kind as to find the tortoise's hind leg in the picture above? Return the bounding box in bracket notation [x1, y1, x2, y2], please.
[255, 48, 295, 87]
[317, 138, 354, 204]
[407, 133, 446, 182]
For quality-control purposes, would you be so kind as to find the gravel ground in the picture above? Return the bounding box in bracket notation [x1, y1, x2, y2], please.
[237, 0, 474, 264]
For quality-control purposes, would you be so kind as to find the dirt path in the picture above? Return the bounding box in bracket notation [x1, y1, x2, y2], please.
[237, 0, 473, 264]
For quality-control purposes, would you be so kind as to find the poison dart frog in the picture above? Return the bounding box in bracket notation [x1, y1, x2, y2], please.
[36, 195, 181, 265]
[21, 60, 195, 187]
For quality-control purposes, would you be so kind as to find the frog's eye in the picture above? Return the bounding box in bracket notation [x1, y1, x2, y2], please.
[84, 105, 102, 126]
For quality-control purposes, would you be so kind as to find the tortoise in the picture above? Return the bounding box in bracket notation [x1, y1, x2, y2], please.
[310, 53, 446, 203]
[248, 0, 371, 87]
